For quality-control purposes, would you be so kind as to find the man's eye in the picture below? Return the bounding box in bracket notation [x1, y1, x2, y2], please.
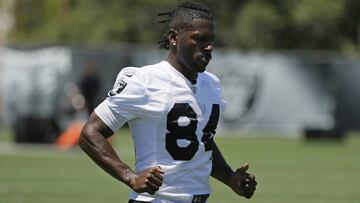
[195, 36, 212, 43]
[194, 36, 204, 41]
[200, 36, 207, 41]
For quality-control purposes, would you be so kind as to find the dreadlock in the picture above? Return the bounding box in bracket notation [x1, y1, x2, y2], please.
[157, 1, 214, 50]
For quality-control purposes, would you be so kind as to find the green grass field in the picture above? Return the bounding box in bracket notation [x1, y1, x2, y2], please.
[1, 128, 360, 203]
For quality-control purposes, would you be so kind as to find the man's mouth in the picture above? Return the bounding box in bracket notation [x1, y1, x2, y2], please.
[200, 57, 209, 64]
[205, 54, 212, 61]
[202, 54, 212, 62]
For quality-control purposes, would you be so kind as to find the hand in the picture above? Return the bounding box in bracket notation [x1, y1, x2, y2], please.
[229, 163, 257, 199]
[129, 166, 164, 195]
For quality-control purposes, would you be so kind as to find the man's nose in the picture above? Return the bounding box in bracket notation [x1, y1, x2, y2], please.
[204, 44, 213, 52]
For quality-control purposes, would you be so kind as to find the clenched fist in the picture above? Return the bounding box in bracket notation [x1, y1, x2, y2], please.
[229, 163, 257, 199]
[129, 166, 164, 195]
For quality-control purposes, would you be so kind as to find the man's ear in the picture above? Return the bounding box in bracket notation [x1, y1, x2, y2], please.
[168, 29, 178, 46]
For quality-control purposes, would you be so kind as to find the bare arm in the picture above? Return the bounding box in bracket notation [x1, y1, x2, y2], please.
[211, 142, 257, 199]
[79, 112, 164, 194]
[211, 142, 234, 185]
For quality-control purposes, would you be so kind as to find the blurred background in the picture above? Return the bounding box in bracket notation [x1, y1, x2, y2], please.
[0, 0, 360, 203]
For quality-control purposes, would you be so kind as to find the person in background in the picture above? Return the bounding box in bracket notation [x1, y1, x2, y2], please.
[79, 61, 100, 115]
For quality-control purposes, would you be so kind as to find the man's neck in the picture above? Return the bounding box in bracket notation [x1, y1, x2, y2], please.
[167, 55, 198, 83]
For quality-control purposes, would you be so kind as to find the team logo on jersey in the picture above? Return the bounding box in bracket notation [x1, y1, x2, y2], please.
[108, 80, 127, 96]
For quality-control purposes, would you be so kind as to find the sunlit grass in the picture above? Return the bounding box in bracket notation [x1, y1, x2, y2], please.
[1, 128, 360, 203]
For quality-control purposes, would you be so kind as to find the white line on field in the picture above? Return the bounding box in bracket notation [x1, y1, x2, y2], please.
[0, 143, 132, 159]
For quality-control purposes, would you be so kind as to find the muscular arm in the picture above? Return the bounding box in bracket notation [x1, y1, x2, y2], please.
[79, 112, 164, 194]
[79, 112, 136, 187]
[211, 142, 235, 186]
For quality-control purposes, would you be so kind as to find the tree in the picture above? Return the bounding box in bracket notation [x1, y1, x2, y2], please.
[8, 0, 360, 52]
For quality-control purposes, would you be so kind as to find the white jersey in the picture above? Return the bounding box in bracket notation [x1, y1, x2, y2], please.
[95, 61, 226, 203]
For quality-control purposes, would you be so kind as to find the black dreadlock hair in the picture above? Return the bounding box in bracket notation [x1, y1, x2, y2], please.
[157, 1, 214, 50]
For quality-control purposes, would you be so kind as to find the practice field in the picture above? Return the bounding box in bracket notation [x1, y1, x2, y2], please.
[1, 129, 360, 203]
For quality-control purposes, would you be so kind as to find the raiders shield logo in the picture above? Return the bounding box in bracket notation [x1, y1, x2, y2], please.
[108, 80, 128, 96]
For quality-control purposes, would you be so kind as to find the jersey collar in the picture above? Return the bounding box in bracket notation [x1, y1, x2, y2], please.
[161, 60, 199, 87]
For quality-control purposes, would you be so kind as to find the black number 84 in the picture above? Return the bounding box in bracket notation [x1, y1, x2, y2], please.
[166, 103, 220, 161]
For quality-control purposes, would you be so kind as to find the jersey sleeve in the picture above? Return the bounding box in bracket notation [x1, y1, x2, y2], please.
[205, 72, 227, 111]
[94, 67, 148, 131]
[94, 100, 127, 132]
[214, 78, 227, 112]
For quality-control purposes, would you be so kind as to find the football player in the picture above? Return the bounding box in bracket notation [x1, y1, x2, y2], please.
[79, 1, 257, 202]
